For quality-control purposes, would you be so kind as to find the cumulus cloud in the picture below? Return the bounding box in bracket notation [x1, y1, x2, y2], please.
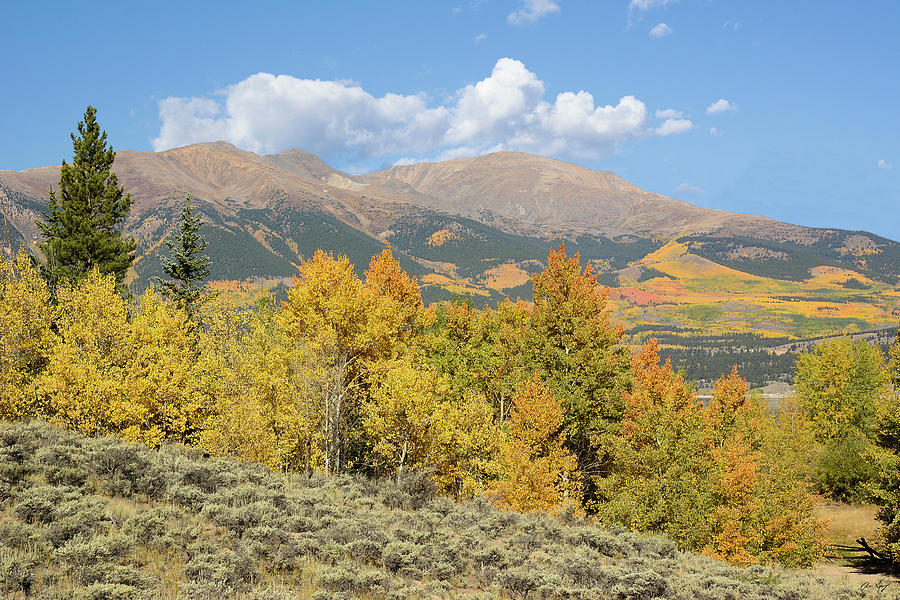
[878, 159, 893, 170]
[508, 0, 560, 25]
[474, 33, 487, 43]
[153, 58, 692, 165]
[709, 127, 724, 136]
[649, 23, 672, 37]
[655, 108, 683, 119]
[706, 98, 736, 114]
[653, 118, 693, 136]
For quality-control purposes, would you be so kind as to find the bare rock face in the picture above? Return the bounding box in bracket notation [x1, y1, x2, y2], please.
[1, 142, 893, 293]
[360, 151, 811, 241]
[2, 142, 821, 245]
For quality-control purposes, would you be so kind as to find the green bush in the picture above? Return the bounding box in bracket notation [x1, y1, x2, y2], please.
[0, 421, 891, 600]
[14, 484, 76, 523]
[72, 583, 145, 600]
[184, 543, 253, 588]
[814, 432, 876, 503]
[382, 541, 422, 573]
[0, 549, 37, 596]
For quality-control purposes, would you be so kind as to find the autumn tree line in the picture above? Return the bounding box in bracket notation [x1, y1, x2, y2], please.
[8, 240, 900, 569]
[5, 107, 900, 571]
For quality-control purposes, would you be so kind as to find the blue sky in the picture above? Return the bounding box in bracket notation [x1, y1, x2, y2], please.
[3, 1, 899, 238]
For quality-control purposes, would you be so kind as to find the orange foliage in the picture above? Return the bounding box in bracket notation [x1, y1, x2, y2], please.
[490, 377, 582, 515]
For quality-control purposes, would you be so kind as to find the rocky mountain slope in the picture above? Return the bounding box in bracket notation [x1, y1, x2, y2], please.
[2, 142, 898, 337]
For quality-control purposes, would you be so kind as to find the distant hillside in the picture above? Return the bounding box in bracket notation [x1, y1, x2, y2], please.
[0, 420, 889, 599]
[362, 151, 812, 241]
[2, 142, 899, 336]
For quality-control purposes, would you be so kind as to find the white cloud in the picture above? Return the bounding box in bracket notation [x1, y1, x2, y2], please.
[653, 118, 693, 136]
[649, 23, 672, 37]
[655, 108, 683, 119]
[676, 182, 706, 194]
[709, 127, 724, 136]
[153, 58, 693, 165]
[629, 0, 679, 11]
[474, 33, 487, 43]
[508, 0, 560, 25]
[878, 159, 893, 170]
[706, 99, 736, 114]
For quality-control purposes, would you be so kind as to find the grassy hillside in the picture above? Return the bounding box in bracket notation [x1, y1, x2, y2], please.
[0, 421, 892, 600]
[610, 240, 900, 340]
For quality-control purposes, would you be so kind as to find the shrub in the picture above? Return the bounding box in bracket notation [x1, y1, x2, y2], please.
[319, 566, 357, 593]
[0, 521, 39, 550]
[614, 571, 669, 599]
[89, 440, 166, 498]
[35, 443, 92, 487]
[379, 470, 435, 510]
[0, 549, 37, 596]
[44, 497, 110, 547]
[241, 525, 288, 559]
[55, 535, 134, 583]
[166, 484, 209, 511]
[382, 541, 422, 573]
[72, 583, 145, 600]
[248, 585, 298, 600]
[184, 544, 253, 588]
[14, 484, 75, 523]
[123, 508, 169, 545]
[499, 564, 544, 599]
[346, 538, 383, 563]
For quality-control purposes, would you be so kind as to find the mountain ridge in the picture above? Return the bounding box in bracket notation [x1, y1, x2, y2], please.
[2, 142, 899, 340]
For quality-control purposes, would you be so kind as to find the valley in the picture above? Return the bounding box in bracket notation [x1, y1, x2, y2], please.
[3, 142, 899, 387]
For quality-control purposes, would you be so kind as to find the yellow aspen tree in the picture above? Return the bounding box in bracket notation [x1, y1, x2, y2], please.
[430, 390, 499, 499]
[704, 433, 760, 567]
[363, 358, 448, 480]
[596, 339, 713, 550]
[123, 289, 210, 445]
[705, 367, 827, 567]
[198, 299, 323, 471]
[279, 249, 422, 473]
[278, 250, 373, 473]
[364, 246, 428, 353]
[489, 376, 581, 515]
[36, 269, 137, 437]
[0, 248, 55, 421]
[706, 366, 759, 445]
[527, 244, 630, 488]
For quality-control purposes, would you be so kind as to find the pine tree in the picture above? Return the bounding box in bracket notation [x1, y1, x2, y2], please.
[38, 106, 135, 291]
[157, 194, 211, 317]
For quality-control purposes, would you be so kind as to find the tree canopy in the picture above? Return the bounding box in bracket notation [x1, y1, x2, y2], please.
[38, 106, 135, 291]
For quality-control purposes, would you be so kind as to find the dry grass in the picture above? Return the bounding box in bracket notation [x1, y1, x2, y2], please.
[817, 501, 880, 546]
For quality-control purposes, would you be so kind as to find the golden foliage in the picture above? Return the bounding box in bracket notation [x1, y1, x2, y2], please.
[489, 377, 581, 515]
[36, 269, 133, 438]
[0, 242, 837, 569]
[35, 271, 209, 446]
[0, 248, 55, 420]
[198, 299, 323, 471]
[363, 358, 449, 479]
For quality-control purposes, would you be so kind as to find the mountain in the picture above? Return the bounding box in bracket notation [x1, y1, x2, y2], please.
[2, 142, 899, 338]
[362, 151, 775, 238]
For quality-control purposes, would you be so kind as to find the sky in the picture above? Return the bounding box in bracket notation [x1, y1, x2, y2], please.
[3, 1, 899, 238]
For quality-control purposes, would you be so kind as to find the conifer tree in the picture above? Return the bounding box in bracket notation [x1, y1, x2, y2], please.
[157, 194, 211, 317]
[38, 106, 135, 291]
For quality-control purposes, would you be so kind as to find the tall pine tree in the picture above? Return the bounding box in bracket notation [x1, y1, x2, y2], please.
[38, 106, 135, 291]
[157, 194, 211, 317]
